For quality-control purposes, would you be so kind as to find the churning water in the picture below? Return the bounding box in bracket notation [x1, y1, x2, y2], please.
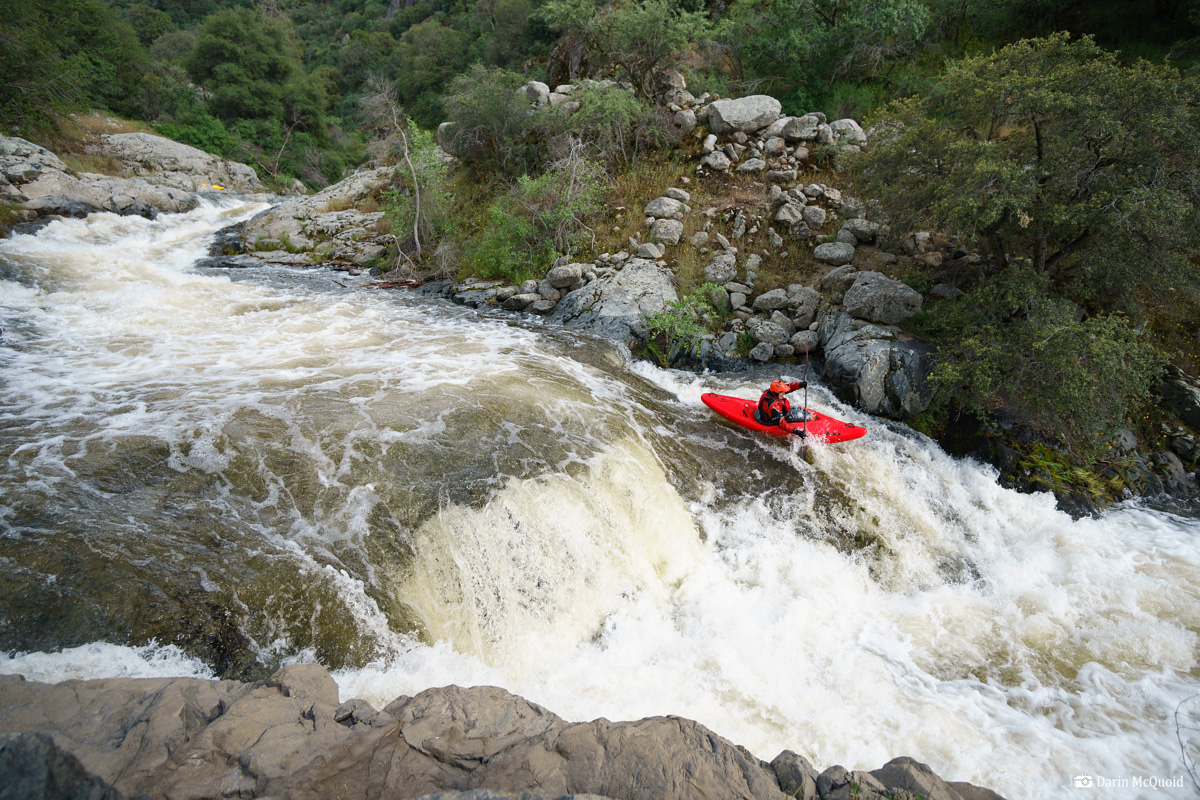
[2, 201, 1198, 799]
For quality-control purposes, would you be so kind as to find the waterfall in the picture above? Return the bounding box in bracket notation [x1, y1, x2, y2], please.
[1, 202, 1197, 798]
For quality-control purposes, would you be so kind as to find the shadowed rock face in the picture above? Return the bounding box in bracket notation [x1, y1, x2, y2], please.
[0, 665, 1004, 800]
[818, 310, 933, 419]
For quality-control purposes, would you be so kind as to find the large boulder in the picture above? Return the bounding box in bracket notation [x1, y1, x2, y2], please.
[0, 669, 788, 800]
[818, 310, 933, 418]
[814, 241, 856, 266]
[0, 136, 201, 219]
[1157, 367, 1200, 430]
[704, 95, 782, 134]
[871, 757, 965, 800]
[843, 271, 922, 325]
[0, 137, 69, 183]
[548, 257, 678, 343]
[239, 167, 394, 255]
[704, 252, 737, 284]
[789, 285, 822, 328]
[650, 218, 684, 245]
[781, 115, 821, 142]
[829, 119, 867, 147]
[644, 196, 686, 219]
[99, 133, 260, 192]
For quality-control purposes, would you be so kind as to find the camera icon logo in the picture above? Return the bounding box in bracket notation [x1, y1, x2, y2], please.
[1074, 775, 1094, 788]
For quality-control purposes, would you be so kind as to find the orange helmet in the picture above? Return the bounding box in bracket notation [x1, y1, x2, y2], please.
[770, 380, 790, 394]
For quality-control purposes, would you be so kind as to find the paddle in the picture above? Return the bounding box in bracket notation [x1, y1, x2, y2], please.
[787, 342, 811, 454]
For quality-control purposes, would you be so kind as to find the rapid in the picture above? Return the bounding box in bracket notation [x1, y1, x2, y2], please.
[1, 200, 1198, 799]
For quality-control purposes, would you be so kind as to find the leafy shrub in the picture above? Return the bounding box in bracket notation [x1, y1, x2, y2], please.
[443, 65, 541, 176]
[463, 151, 605, 283]
[644, 282, 721, 364]
[156, 108, 229, 155]
[927, 264, 1166, 460]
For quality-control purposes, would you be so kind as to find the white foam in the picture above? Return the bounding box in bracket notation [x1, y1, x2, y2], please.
[2, 210, 1198, 800]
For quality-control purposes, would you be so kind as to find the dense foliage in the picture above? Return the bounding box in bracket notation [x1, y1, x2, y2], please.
[853, 34, 1200, 312]
[852, 34, 1200, 456]
[0, 0, 147, 130]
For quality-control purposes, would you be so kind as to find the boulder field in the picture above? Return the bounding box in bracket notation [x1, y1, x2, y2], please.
[0, 664, 1005, 800]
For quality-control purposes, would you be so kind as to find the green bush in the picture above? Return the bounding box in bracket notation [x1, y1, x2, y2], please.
[156, 106, 228, 155]
[462, 153, 605, 283]
[927, 264, 1166, 460]
[644, 282, 721, 364]
[443, 65, 541, 176]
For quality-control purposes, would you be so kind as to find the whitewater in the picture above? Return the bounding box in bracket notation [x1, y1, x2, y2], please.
[1, 201, 1197, 799]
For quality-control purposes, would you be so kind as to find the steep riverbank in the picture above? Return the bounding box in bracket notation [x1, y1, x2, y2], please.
[0, 664, 1003, 800]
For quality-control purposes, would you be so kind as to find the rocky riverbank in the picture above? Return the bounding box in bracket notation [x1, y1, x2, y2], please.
[0, 132, 264, 227]
[0, 664, 1005, 800]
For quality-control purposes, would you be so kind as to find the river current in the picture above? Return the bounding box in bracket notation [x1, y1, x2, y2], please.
[1, 200, 1198, 799]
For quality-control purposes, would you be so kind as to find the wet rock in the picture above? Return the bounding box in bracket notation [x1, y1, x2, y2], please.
[843, 271, 923, 325]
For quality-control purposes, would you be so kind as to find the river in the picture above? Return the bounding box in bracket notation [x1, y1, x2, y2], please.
[1, 200, 1198, 799]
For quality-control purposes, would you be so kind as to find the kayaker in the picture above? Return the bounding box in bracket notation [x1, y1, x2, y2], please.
[756, 379, 807, 430]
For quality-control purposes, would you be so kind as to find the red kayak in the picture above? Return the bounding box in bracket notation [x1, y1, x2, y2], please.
[701, 393, 867, 444]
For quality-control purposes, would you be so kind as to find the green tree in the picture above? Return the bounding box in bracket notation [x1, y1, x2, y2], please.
[852, 33, 1200, 312]
[539, 0, 713, 97]
[719, 0, 928, 109]
[443, 64, 542, 175]
[186, 7, 324, 128]
[925, 264, 1165, 458]
[391, 18, 472, 128]
[124, 3, 177, 47]
[0, 0, 148, 126]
